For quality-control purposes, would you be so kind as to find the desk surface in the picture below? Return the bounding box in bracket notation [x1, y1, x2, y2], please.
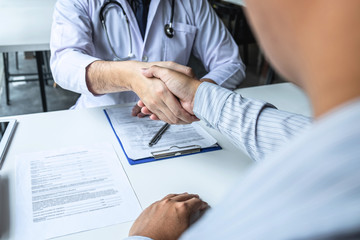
[0, 0, 56, 52]
[0, 83, 311, 240]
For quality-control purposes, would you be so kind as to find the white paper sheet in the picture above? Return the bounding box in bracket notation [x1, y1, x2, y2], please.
[105, 107, 217, 160]
[15, 143, 142, 239]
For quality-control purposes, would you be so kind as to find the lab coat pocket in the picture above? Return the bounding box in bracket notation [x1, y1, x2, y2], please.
[164, 22, 197, 64]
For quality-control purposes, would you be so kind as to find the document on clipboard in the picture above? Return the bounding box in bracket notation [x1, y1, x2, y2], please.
[104, 106, 221, 164]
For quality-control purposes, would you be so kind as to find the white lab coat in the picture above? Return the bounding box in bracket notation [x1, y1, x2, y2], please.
[50, 0, 245, 109]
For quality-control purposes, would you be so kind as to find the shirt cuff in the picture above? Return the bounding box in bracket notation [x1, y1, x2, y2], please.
[201, 64, 245, 90]
[52, 50, 101, 96]
[68, 52, 101, 96]
[193, 82, 233, 127]
[123, 236, 153, 240]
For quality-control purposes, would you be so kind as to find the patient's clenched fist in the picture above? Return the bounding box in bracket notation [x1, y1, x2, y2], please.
[129, 193, 208, 240]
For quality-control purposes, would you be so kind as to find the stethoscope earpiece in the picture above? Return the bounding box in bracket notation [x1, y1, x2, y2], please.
[164, 24, 174, 38]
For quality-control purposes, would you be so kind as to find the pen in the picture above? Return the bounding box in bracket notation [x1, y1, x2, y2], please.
[148, 123, 170, 147]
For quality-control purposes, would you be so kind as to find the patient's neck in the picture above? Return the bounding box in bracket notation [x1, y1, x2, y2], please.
[306, 73, 360, 119]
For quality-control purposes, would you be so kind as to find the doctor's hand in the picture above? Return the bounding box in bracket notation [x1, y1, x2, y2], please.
[129, 193, 209, 240]
[131, 62, 197, 123]
[138, 66, 202, 121]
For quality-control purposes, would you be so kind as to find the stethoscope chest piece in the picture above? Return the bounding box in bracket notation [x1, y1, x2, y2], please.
[164, 23, 174, 38]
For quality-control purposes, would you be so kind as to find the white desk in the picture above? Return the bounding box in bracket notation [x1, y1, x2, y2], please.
[0, 83, 311, 240]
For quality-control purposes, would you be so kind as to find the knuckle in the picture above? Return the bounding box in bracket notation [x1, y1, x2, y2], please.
[154, 85, 166, 96]
[164, 194, 175, 198]
[168, 61, 175, 68]
[152, 65, 160, 70]
[175, 202, 188, 213]
[174, 109, 182, 117]
[173, 118, 181, 125]
[169, 116, 178, 124]
[161, 198, 171, 205]
[147, 102, 157, 110]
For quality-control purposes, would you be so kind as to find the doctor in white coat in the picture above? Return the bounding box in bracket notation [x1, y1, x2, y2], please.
[50, 0, 245, 124]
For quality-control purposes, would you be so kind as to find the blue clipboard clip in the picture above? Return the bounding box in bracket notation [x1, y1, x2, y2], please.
[151, 145, 201, 159]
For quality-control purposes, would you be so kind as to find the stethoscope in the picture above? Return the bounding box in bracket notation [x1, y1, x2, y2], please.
[99, 0, 175, 61]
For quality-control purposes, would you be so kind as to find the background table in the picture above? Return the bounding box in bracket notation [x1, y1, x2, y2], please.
[0, 0, 57, 112]
[0, 83, 311, 240]
[0, 0, 55, 52]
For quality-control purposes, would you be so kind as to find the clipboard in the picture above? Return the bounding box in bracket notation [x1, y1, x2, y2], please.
[104, 110, 221, 165]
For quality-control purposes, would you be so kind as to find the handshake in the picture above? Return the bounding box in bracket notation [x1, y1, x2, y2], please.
[134, 62, 206, 125]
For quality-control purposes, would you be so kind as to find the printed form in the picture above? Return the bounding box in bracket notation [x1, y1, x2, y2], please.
[105, 106, 217, 160]
[15, 143, 142, 239]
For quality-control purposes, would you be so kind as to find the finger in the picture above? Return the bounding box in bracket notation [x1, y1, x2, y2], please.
[143, 98, 195, 124]
[139, 78, 195, 124]
[137, 100, 145, 108]
[161, 89, 198, 124]
[148, 105, 174, 124]
[142, 107, 162, 121]
[142, 101, 195, 123]
[141, 68, 155, 78]
[148, 80, 195, 124]
[142, 65, 168, 81]
[142, 99, 174, 123]
[144, 84, 187, 124]
[161, 194, 179, 200]
[171, 193, 200, 202]
[185, 197, 208, 213]
[141, 107, 152, 115]
[149, 114, 160, 121]
[132, 104, 141, 116]
[139, 84, 175, 123]
[188, 199, 209, 225]
[137, 112, 147, 118]
[164, 62, 196, 78]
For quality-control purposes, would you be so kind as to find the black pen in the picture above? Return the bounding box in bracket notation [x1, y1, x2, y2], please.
[148, 123, 170, 147]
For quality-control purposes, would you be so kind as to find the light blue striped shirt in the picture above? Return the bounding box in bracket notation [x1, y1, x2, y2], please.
[126, 83, 360, 239]
[193, 83, 311, 161]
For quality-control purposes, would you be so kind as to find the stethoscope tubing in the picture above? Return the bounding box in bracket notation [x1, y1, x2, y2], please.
[100, 0, 175, 60]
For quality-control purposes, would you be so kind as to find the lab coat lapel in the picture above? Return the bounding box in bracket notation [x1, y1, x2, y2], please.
[144, 0, 160, 43]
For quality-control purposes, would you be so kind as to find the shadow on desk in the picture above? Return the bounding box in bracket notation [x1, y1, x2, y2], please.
[0, 176, 10, 239]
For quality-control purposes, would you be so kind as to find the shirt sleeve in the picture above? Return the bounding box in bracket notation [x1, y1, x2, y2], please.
[50, 0, 101, 96]
[190, 0, 246, 90]
[193, 82, 312, 161]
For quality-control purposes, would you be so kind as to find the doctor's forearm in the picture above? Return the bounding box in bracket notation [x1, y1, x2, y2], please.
[86, 60, 197, 95]
[86, 60, 134, 95]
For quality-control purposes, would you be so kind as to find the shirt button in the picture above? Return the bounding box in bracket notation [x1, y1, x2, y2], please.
[142, 55, 148, 62]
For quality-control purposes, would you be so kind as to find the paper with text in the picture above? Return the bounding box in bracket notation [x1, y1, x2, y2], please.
[105, 107, 217, 160]
[15, 143, 142, 239]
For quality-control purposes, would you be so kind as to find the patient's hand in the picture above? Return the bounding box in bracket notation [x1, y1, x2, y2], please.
[129, 193, 208, 240]
[139, 66, 202, 121]
[132, 62, 197, 123]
